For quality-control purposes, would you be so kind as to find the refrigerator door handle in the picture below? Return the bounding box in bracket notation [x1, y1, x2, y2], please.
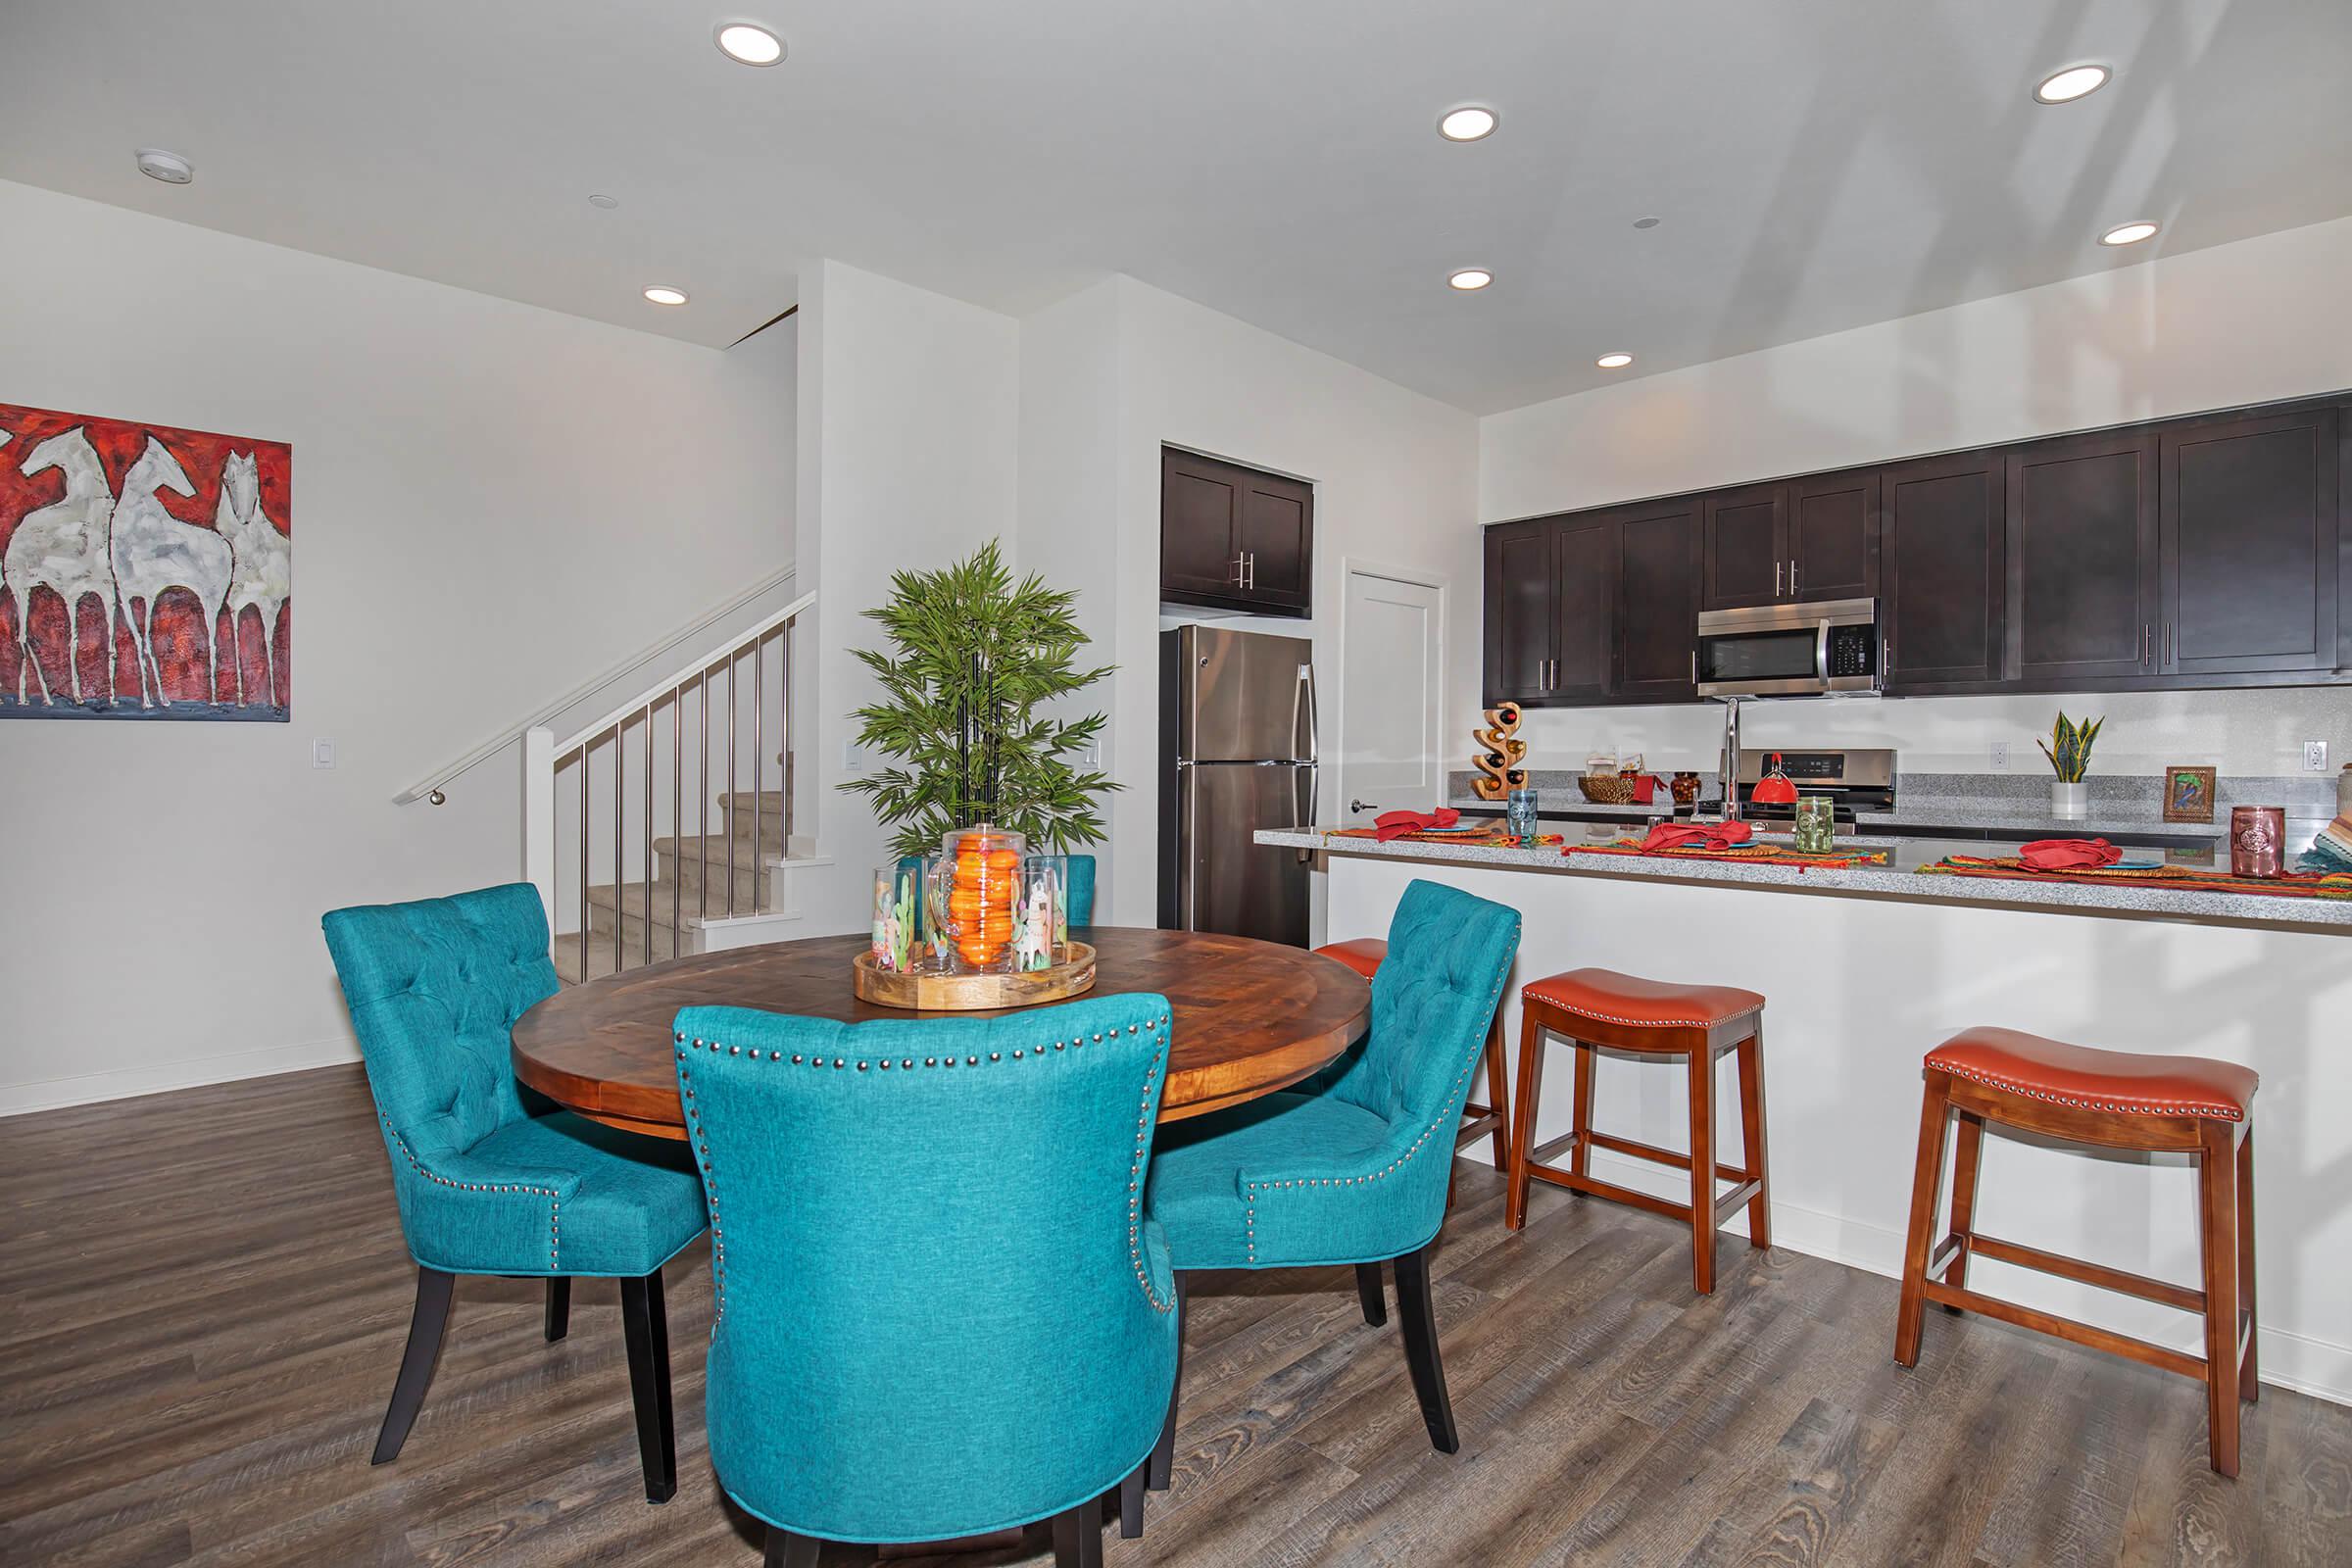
[1294, 661, 1318, 764]
[1293, 763, 1318, 864]
[1183, 766, 1200, 930]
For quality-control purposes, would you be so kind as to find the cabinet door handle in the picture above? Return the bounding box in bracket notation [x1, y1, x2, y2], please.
[1690, 649, 1697, 684]
[1775, 560, 1783, 596]
[1789, 559, 1799, 595]
[2143, 623, 2151, 664]
[1247, 552, 1256, 589]
[1231, 555, 1246, 586]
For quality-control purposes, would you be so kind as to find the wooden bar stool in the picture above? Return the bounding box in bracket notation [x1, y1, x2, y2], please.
[1894, 1027, 2259, 1477]
[1503, 968, 1769, 1295]
[1315, 939, 1511, 1179]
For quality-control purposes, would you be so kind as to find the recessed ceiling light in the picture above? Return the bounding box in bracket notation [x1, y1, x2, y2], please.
[135, 147, 194, 184]
[2099, 220, 2159, 246]
[1438, 106, 1497, 142]
[1595, 353, 1634, 369]
[643, 285, 690, 306]
[2034, 64, 2111, 104]
[1632, 216, 1662, 230]
[714, 22, 785, 66]
[588, 193, 619, 210]
[1448, 269, 1494, 291]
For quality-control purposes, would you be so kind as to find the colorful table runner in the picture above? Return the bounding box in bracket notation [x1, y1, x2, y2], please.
[1329, 828, 1565, 848]
[1919, 855, 2352, 900]
[1561, 837, 1890, 869]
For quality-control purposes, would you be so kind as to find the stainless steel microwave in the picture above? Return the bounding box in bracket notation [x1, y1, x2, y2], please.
[1694, 597, 1881, 698]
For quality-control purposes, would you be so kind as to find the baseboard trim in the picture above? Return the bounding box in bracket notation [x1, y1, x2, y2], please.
[0, 1036, 360, 1117]
[1465, 1139, 2352, 1407]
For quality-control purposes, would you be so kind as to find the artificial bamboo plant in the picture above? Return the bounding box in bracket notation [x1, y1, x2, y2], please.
[841, 540, 1119, 858]
[2037, 711, 2104, 783]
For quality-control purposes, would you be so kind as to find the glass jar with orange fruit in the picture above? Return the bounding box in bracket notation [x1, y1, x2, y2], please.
[926, 824, 1027, 972]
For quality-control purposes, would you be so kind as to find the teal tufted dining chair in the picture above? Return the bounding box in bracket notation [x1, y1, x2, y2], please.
[1142, 879, 1520, 1478]
[671, 991, 1179, 1567]
[321, 883, 708, 1502]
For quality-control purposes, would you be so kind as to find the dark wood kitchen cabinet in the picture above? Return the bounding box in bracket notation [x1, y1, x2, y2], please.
[1880, 450, 2006, 691]
[1160, 447, 1313, 616]
[1481, 388, 2348, 708]
[1613, 500, 1700, 701]
[2160, 407, 2339, 676]
[2007, 429, 2157, 684]
[1700, 474, 1877, 608]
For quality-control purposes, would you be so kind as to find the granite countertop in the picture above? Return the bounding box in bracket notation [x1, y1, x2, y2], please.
[1257, 825, 2352, 930]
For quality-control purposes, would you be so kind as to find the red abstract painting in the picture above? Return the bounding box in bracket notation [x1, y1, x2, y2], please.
[0, 403, 291, 720]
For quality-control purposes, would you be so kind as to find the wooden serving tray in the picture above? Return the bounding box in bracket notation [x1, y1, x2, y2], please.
[851, 941, 1098, 1011]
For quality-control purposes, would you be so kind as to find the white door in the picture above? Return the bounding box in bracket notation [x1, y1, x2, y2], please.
[1338, 569, 1446, 825]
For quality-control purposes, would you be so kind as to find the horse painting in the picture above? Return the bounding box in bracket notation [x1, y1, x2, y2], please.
[0, 403, 290, 720]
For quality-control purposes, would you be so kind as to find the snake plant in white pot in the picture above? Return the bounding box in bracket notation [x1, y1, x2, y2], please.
[2039, 711, 2103, 820]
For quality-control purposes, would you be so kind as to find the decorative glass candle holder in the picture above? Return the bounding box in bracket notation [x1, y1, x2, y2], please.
[930, 824, 1027, 973]
[1792, 795, 1836, 855]
[1021, 853, 1071, 958]
[1505, 788, 1540, 842]
[868, 862, 922, 973]
[1008, 854, 1066, 972]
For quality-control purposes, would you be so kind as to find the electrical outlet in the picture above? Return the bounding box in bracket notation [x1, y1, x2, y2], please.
[1989, 741, 2011, 770]
[2306, 740, 2329, 772]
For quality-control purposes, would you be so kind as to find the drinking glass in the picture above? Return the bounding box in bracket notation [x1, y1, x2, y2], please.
[868, 863, 920, 973]
[1505, 787, 1540, 842]
[1792, 796, 1836, 855]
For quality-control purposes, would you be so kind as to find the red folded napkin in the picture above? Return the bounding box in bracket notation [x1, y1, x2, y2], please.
[1372, 807, 1461, 842]
[1629, 773, 1664, 804]
[1637, 821, 1754, 854]
[2018, 837, 2122, 871]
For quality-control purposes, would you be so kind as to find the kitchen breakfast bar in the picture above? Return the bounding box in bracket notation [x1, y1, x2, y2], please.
[1258, 824, 2352, 1407]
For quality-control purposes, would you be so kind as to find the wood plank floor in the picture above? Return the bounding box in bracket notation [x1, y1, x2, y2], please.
[4, 1065, 2346, 1566]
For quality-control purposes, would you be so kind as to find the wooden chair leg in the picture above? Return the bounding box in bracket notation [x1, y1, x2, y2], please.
[1568, 1039, 1595, 1184]
[1943, 1112, 1984, 1306]
[544, 1276, 571, 1342]
[1394, 1244, 1458, 1454]
[1504, 1005, 1544, 1231]
[1146, 1272, 1188, 1491]
[2237, 1124, 2259, 1403]
[1118, 1462, 1146, 1539]
[1894, 1072, 1955, 1368]
[618, 1269, 677, 1503]
[371, 1266, 455, 1464]
[1734, 1027, 1770, 1251]
[1354, 1261, 1387, 1327]
[764, 1528, 822, 1567]
[1051, 1494, 1104, 1568]
[1687, 1046, 1718, 1295]
[2199, 1120, 2243, 1478]
[1482, 1010, 1512, 1170]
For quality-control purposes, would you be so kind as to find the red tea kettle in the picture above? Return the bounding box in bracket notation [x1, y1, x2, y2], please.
[1750, 752, 1800, 806]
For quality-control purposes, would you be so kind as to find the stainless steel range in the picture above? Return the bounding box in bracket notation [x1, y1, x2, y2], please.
[1731, 747, 1896, 824]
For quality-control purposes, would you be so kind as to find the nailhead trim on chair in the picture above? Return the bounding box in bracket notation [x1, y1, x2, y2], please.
[1243, 960, 1511, 1264]
[379, 1114, 563, 1269]
[1930, 1058, 2247, 1123]
[1526, 997, 1761, 1031]
[676, 1016, 1174, 1321]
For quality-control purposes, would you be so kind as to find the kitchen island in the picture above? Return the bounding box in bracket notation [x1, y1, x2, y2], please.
[1260, 824, 2352, 1409]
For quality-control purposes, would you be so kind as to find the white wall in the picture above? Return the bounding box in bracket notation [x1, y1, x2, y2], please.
[792, 259, 1021, 933]
[0, 179, 796, 1112]
[1479, 217, 2352, 777]
[1017, 276, 1481, 934]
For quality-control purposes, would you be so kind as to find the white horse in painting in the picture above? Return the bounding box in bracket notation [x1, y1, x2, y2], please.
[214, 451, 291, 705]
[6, 427, 122, 706]
[111, 436, 228, 709]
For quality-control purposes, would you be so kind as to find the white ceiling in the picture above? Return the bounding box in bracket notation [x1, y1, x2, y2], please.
[3, 1, 2347, 414]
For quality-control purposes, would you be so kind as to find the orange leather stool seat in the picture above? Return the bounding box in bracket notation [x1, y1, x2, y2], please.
[1896, 1028, 2260, 1477]
[1505, 968, 1770, 1295]
[1521, 967, 1765, 1031]
[1925, 1025, 2256, 1122]
[1313, 939, 1510, 1182]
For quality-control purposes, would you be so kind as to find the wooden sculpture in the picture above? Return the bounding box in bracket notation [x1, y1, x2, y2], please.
[1470, 701, 1528, 801]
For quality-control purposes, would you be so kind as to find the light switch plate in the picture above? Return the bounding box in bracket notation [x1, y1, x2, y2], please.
[312, 738, 335, 769]
[2306, 740, 2328, 772]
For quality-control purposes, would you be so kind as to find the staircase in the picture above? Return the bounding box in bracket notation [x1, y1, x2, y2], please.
[520, 590, 817, 985]
[559, 787, 801, 983]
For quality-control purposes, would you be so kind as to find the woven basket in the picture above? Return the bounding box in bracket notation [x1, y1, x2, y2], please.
[1578, 772, 1639, 805]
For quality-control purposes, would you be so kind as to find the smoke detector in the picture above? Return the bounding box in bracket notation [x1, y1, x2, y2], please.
[135, 148, 194, 184]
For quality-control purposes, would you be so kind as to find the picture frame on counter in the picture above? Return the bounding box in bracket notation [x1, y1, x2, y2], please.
[2163, 764, 2218, 824]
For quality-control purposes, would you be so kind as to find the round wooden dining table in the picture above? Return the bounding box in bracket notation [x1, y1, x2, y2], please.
[512, 928, 1369, 1141]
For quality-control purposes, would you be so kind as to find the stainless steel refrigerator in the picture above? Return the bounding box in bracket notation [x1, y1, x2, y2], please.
[1157, 624, 1316, 945]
